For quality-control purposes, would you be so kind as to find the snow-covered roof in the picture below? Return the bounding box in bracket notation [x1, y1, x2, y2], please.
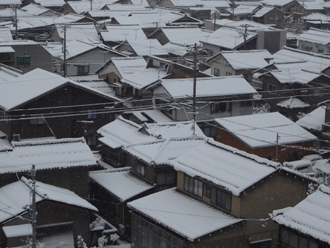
[101, 26, 147, 43]
[228, 5, 257, 15]
[54, 23, 100, 43]
[271, 185, 330, 245]
[273, 46, 330, 72]
[43, 40, 113, 60]
[125, 136, 205, 165]
[0, 177, 97, 223]
[0, 27, 13, 42]
[143, 121, 206, 138]
[121, 67, 165, 90]
[154, 76, 257, 99]
[34, 0, 65, 7]
[128, 188, 242, 241]
[66, 1, 108, 14]
[303, 12, 330, 23]
[218, 49, 272, 70]
[0, 46, 14, 53]
[261, 0, 294, 7]
[0, 68, 121, 111]
[0, 0, 21, 5]
[277, 97, 310, 109]
[167, 0, 202, 7]
[215, 112, 317, 148]
[224, 20, 279, 31]
[171, 139, 279, 196]
[200, 0, 230, 8]
[104, 4, 147, 11]
[128, 109, 173, 123]
[301, 1, 324, 10]
[122, 38, 168, 57]
[296, 106, 325, 131]
[0, 63, 22, 84]
[269, 68, 321, 85]
[21, 3, 59, 16]
[298, 28, 330, 46]
[253, 6, 276, 17]
[89, 168, 154, 202]
[2, 224, 32, 238]
[97, 116, 157, 149]
[0, 138, 97, 174]
[109, 56, 147, 77]
[158, 27, 211, 46]
[200, 27, 257, 49]
[162, 42, 189, 57]
[313, 159, 330, 174]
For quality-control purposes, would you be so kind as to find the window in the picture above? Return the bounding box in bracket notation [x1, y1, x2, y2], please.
[156, 171, 176, 185]
[214, 68, 220, 76]
[287, 151, 299, 162]
[268, 84, 276, 91]
[30, 115, 45, 125]
[17, 56, 30, 65]
[136, 161, 145, 176]
[77, 65, 89, 75]
[87, 135, 97, 146]
[210, 187, 231, 211]
[279, 227, 319, 248]
[267, 154, 272, 160]
[184, 174, 203, 197]
[203, 184, 211, 198]
[226, 72, 232, 76]
[250, 241, 271, 248]
[87, 110, 97, 119]
[318, 49, 324, 53]
[212, 102, 232, 113]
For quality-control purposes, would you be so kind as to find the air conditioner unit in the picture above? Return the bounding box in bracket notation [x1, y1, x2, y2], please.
[12, 134, 21, 141]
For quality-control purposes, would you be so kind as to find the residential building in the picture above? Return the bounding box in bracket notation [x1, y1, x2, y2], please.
[50, 23, 100, 43]
[0, 0, 22, 10]
[271, 185, 330, 248]
[0, 177, 97, 248]
[207, 49, 273, 82]
[253, 6, 285, 29]
[215, 112, 317, 163]
[298, 28, 330, 54]
[0, 69, 122, 148]
[0, 40, 52, 73]
[128, 138, 315, 248]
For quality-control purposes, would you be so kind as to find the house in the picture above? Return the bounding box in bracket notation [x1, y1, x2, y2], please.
[89, 168, 155, 239]
[215, 112, 317, 163]
[149, 26, 211, 46]
[207, 49, 273, 82]
[152, 76, 257, 122]
[0, 177, 98, 248]
[0, 27, 13, 42]
[302, 13, 330, 30]
[261, 0, 302, 15]
[226, 5, 258, 21]
[201, 22, 286, 55]
[299, 1, 324, 16]
[271, 184, 330, 248]
[100, 26, 147, 47]
[0, 0, 22, 10]
[91, 136, 205, 239]
[63, 1, 110, 15]
[43, 40, 125, 77]
[0, 68, 122, 148]
[276, 97, 310, 121]
[296, 105, 325, 139]
[96, 56, 147, 85]
[0, 40, 52, 73]
[114, 38, 168, 59]
[50, 23, 100, 43]
[128, 138, 315, 248]
[21, 3, 61, 17]
[97, 115, 205, 167]
[297, 28, 330, 54]
[156, 0, 203, 8]
[0, 137, 99, 197]
[253, 6, 285, 29]
[22, 0, 65, 12]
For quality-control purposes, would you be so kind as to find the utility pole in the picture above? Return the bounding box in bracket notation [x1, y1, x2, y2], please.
[11, 5, 18, 40]
[214, 11, 217, 31]
[275, 133, 279, 162]
[61, 24, 70, 77]
[90, 0, 93, 10]
[243, 24, 247, 50]
[31, 165, 37, 248]
[192, 43, 198, 135]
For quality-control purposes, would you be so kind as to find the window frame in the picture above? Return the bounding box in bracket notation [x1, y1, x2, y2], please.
[214, 68, 220, 76]
[184, 174, 203, 198]
[210, 186, 232, 211]
[77, 65, 89, 75]
[17, 56, 31, 66]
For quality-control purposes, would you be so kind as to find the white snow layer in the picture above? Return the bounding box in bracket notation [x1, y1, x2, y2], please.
[128, 188, 242, 241]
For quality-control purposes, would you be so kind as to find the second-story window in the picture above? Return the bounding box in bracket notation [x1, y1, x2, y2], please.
[136, 161, 145, 177]
[17, 56, 30, 65]
[214, 68, 220, 76]
[77, 65, 89, 75]
[210, 187, 232, 211]
[184, 174, 202, 197]
[87, 110, 97, 119]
